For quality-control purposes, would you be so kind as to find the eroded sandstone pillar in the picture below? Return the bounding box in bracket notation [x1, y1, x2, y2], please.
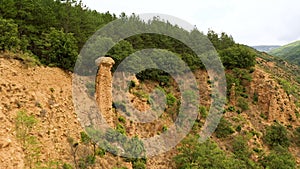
[95, 57, 115, 115]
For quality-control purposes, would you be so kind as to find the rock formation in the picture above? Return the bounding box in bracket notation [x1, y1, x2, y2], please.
[95, 57, 115, 116]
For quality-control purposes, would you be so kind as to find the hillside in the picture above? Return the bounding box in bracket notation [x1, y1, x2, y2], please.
[269, 40, 300, 65]
[1, 1, 300, 168]
[1, 50, 300, 168]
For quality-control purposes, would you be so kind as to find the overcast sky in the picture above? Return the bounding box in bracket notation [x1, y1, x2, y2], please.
[82, 0, 300, 46]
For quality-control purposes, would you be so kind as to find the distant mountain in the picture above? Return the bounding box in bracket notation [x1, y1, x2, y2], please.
[269, 40, 300, 65]
[252, 45, 281, 52]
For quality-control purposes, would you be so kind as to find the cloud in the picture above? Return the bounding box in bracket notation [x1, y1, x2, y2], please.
[82, 0, 300, 45]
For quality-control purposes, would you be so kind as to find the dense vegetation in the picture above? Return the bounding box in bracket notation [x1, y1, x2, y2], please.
[0, 0, 256, 74]
[269, 40, 300, 65]
[0, 0, 116, 70]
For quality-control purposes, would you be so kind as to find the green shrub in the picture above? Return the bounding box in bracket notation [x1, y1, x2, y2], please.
[264, 122, 290, 148]
[260, 146, 296, 169]
[240, 93, 248, 98]
[227, 106, 235, 112]
[295, 110, 300, 119]
[118, 116, 126, 123]
[80, 131, 91, 144]
[236, 125, 242, 132]
[232, 136, 251, 158]
[215, 118, 234, 138]
[162, 125, 168, 132]
[199, 106, 207, 118]
[166, 93, 176, 106]
[15, 110, 41, 168]
[132, 161, 146, 169]
[62, 163, 73, 169]
[95, 147, 106, 157]
[292, 127, 300, 146]
[237, 97, 249, 112]
[253, 92, 258, 103]
[260, 113, 268, 120]
[78, 155, 95, 169]
[116, 123, 126, 135]
[15, 110, 37, 145]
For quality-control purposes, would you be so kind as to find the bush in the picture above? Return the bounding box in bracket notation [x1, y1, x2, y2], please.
[264, 122, 290, 148]
[260, 113, 268, 120]
[237, 97, 249, 112]
[78, 155, 95, 169]
[253, 92, 258, 103]
[132, 160, 146, 169]
[80, 131, 91, 144]
[227, 106, 235, 112]
[215, 118, 234, 138]
[199, 106, 207, 118]
[62, 163, 73, 169]
[260, 146, 296, 169]
[232, 136, 251, 158]
[162, 125, 168, 132]
[15, 110, 37, 144]
[118, 116, 126, 123]
[116, 123, 126, 135]
[15, 110, 41, 168]
[292, 127, 300, 146]
[166, 93, 176, 107]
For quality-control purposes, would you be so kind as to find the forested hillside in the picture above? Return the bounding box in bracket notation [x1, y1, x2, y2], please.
[0, 0, 256, 73]
[0, 0, 116, 70]
[269, 40, 300, 65]
[1, 0, 300, 169]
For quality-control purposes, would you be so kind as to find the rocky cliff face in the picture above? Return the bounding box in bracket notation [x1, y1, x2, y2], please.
[0, 54, 81, 168]
[249, 67, 299, 125]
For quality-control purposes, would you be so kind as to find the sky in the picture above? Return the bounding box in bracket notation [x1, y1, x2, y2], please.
[82, 0, 300, 46]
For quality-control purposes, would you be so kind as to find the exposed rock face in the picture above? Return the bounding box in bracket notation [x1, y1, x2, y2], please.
[95, 57, 115, 116]
[249, 68, 299, 124]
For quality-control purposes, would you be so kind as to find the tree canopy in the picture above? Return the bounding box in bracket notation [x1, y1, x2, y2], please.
[0, 0, 256, 72]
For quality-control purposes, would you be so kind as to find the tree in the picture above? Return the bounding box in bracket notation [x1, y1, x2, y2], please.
[207, 30, 235, 50]
[0, 18, 20, 51]
[108, 40, 135, 71]
[220, 44, 256, 69]
[36, 27, 78, 71]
